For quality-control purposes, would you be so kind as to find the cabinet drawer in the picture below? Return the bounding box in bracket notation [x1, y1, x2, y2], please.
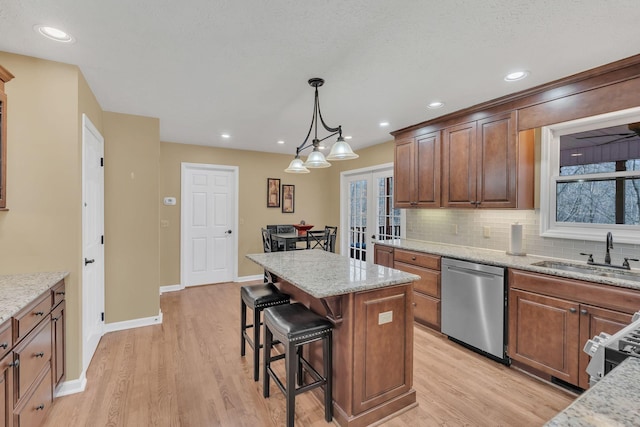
[394, 261, 440, 298]
[15, 366, 52, 427]
[52, 280, 66, 307]
[14, 319, 51, 403]
[0, 321, 11, 359]
[414, 292, 440, 330]
[394, 249, 440, 270]
[13, 292, 51, 343]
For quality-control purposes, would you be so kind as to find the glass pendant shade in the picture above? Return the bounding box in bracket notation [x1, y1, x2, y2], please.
[304, 150, 331, 168]
[285, 157, 310, 173]
[326, 137, 359, 160]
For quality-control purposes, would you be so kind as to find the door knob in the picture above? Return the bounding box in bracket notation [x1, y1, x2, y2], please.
[84, 258, 95, 266]
[225, 230, 232, 234]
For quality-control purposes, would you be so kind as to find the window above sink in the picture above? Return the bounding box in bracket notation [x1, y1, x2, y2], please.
[540, 106, 640, 244]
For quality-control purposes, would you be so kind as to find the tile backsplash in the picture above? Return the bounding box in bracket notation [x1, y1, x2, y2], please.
[406, 209, 640, 264]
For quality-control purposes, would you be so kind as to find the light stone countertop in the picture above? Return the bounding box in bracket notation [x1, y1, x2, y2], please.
[545, 357, 640, 427]
[246, 249, 420, 299]
[0, 272, 69, 323]
[375, 239, 640, 291]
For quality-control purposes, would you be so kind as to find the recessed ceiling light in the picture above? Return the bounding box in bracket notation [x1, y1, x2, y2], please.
[570, 153, 583, 157]
[344, 136, 352, 140]
[427, 101, 445, 109]
[379, 122, 389, 127]
[221, 133, 230, 139]
[504, 71, 529, 82]
[277, 140, 285, 144]
[34, 25, 75, 43]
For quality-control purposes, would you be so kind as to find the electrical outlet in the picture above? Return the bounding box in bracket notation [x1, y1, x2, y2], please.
[483, 226, 491, 238]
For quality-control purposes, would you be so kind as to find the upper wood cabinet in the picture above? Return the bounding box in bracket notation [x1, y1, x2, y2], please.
[0, 65, 14, 210]
[442, 111, 533, 209]
[394, 131, 441, 208]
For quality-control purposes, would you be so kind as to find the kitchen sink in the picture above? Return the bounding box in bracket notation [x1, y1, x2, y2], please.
[530, 260, 640, 283]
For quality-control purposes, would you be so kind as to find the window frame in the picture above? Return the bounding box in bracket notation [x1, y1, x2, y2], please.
[540, 106, 640, 244]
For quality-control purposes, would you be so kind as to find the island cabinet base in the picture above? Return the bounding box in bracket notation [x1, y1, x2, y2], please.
[276, 280, 416, 427]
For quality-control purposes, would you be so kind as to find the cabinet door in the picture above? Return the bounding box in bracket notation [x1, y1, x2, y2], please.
[394, 138, 415, 208]
[508, 289, 580, 385]
[373, 245, 394, 267]
[578, 305, 632, 389]
[51, 301, 65, 388]
[415, 132, 441, 207]
[0, 353, 13, 427]
[442, 121, 477, 207]
[477, 111, 517, 208]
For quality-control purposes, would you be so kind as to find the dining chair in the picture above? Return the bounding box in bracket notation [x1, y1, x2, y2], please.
[306, 229, 329, 250]
[324, 226, 337, 253]
[261, 228, 279, 282]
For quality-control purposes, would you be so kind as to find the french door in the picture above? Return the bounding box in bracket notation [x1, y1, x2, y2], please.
[341, 164, 404, 262]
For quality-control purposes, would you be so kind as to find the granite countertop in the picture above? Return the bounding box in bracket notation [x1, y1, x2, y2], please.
[0, 272, 69, 323]
[375, 239, 640, 291]
[246, 249, 420, 299]
[545, 357, 640, 426]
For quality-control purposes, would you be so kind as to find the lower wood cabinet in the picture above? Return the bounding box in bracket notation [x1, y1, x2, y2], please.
[393, 249, 441, 331]
[0, 278, 66, 427]
[373, 244, 394, 268]
[508, 269, 638, 389]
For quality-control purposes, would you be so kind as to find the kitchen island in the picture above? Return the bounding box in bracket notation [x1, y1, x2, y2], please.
[246, 249, 420, 427]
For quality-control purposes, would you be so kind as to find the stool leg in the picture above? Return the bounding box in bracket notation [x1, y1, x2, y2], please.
[324, 332, 333, 422]
[296, 346, 303, 387]
[253, 307, 261, 381]
[263, 325, 272, 398]
[240, 299, 247, 357]
[286, 341, 296, 427]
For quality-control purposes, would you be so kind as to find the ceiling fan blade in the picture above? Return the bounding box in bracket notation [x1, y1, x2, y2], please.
[593, 134, 638, 146]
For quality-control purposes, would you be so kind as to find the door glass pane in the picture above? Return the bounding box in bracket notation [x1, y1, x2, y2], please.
[375, 176, 401, 240]
[349, 179, 367, 261]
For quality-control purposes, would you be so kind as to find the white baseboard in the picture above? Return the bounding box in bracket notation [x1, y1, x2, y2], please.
[104, 310, 163, 333]
[236, 274, 263, 282]
[160, 284, 183, 294]
[54, 371, 87, 397]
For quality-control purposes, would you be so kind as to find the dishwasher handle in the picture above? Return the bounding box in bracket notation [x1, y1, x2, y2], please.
[444, 264, 503, 280]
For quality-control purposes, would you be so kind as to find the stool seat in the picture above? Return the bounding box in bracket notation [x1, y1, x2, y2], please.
[264, 302, 333, 342]
[241, 283, 289, 310]
[240, 283, 290, 381]
[263, 303, 333, 427]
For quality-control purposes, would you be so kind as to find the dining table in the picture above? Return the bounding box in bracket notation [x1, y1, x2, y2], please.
[271, 231, 309, 251]
[246, 249, 420, 427]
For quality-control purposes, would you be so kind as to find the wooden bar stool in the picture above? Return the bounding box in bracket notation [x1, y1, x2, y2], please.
[240, 283, 290, 381]
[263, 303, 333, 427]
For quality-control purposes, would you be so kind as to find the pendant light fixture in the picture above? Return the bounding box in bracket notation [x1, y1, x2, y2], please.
[284, 78, 358, 173]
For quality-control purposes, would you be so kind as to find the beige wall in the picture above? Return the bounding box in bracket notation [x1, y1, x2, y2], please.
[0, 52, 84, 378]
[103, 112, 160, 322]
[159, 142, 334, 283]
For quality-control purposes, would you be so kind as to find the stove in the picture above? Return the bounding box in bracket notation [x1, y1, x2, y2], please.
[584, 311, 640, 385]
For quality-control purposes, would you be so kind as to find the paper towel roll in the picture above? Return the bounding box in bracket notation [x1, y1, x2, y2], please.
[508, 223, 525, 255]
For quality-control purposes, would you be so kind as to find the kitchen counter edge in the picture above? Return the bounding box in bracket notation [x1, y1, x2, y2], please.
[0, 271, 69, 322]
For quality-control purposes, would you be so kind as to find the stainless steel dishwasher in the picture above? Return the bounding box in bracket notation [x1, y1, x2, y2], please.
[441, 257, 507, 363]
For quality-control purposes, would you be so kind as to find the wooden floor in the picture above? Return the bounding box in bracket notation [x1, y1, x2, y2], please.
[44, 282, 575, 427]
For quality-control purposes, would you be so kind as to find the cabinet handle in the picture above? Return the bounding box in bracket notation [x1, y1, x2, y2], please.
[52, 316, 59, 321]
[580, 309, 588, 315]
[412, 302, 417, 306]
[9, 360, 19, 368]
[35, 404, 45, 411]
[411, 256, 416, 261]
[0, 343, 7, 349]
[34, 311, 45, 316]
[34, 352, 45, 358]
[56, 291, 66, 295]
[569, 308, 577, 313]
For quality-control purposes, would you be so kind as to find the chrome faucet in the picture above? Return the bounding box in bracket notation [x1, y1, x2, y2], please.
[605, 232, 613, 265]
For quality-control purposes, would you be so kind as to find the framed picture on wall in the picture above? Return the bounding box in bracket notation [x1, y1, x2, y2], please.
[267, 178, 281, 207]
[282, 184, 295, 213]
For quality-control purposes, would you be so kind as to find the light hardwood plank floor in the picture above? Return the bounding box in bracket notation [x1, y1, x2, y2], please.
[44, 282, 575, 427]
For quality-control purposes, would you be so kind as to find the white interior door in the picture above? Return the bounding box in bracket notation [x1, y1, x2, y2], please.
[181, 163, 237, 287]
[341, 164, 404, 262]
[82, 114, 105, 373]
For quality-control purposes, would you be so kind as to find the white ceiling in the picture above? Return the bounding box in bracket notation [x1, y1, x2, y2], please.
[1, 0, 639, 158]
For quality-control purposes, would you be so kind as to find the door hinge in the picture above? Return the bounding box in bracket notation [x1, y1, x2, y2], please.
[100, 157, 104, 167]
[101, 312, 104, 322]
[101, 235, 104, 245]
